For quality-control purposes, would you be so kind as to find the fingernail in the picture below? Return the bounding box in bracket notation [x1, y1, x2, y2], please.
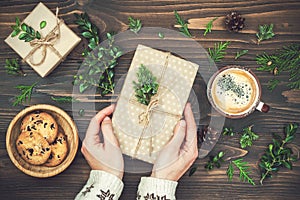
[180, 120, 186, 127]
[103, 116, 110, 121]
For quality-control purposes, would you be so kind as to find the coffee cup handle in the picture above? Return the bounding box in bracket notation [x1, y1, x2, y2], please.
[256, 101, 270, 113]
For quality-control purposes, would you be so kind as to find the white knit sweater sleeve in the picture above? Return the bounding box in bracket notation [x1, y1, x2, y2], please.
[136, 177, 178, 200]
[75, 170, 124, 200]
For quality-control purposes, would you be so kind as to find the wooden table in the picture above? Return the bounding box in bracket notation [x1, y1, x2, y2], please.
[1, 0, 300, 199]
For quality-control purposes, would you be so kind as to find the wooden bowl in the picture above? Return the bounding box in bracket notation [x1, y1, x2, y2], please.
[6, 104, 79, 178]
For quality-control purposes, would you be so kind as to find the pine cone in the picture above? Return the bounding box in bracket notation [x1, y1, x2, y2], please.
[225, 11, 245, 32]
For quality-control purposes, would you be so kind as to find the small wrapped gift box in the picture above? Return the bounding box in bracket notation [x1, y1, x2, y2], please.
[4, 2, 81, 77]
[112, 44, 199, 163]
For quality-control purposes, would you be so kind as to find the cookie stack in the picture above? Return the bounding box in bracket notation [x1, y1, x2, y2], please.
[16, 112, 68, 167]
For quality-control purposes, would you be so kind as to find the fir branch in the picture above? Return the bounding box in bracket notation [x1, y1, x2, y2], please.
[256, 44, 300, 90]
[128, 16, 142, 34]
[205, 151, 225, 170]
[51, 96, 78, 103]
[204, 17, 218, 36]
[227, 162, 234, 181]
[74, 12, 99, 51]
[267, 79, 280, 91]
[4, 58, 26, 76]
[133, 64, 159, 106]
[259, 123, 298, 185]
[174, 10, 192, 37]
[208, 41, 230, 62]
[13, 82, 37, 106]
[232, 158, 256, 185]
[235, 49, 248, 60]
[11, 17, 42, 42]
[256, 24, 275, 44]
[240, 126, 259, 149]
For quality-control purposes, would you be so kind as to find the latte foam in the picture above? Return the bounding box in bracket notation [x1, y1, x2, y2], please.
[210, 68, 259, 116]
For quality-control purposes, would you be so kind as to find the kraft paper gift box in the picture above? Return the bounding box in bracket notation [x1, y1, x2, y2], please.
[112, 44, 199, 163]
[5, 2, 81, 77]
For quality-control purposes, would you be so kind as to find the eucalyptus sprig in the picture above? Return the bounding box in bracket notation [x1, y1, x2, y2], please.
[11, 17, 42, 42]
[128, 16, 142, 34]
[5, 58, 26, 76]
[13, 82, 37, 106]
[256, 44, 300, 90]
[204, 17, 218, 36]
[74, 13, 99, 51]
[256, 24, 275, 44]
[51, 96, 78, 103]
[133, 64, 159, 106]
[208, 41, 230, 62]
[205, 151, 225, 170]
[235, 49, 248, 60]
[227, 158, 256, 185]
[73, 33, 122, 95]
[259, 123, 298, 185]
[174, 10, 192, 37]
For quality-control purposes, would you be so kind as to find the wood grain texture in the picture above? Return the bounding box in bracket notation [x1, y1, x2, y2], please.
[0, 0, 300, 199]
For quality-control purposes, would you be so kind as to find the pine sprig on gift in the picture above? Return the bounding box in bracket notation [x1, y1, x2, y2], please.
[259, 123, 298, 185]
[133, 64, 159, 106]
[256, 44, 300, 90]
[174, 10, 192, 37]
[11, 17, 42, 42]
[227, 158, 256, 185]
[13, 82, 37, 106]
[74, 13, 99, 51]
[256, 24, 275, 44]
[128, 16, 142, 34]
[205, 151, 225, 170]
[4, 58, 26, 76]
[208, 41, 230, 62]
[204, 17, 218, 36]
[73, 32, 122, 95]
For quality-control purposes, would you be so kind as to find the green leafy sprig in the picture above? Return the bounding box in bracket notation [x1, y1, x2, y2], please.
[11, 17, 42, 42]
[133, 64, 159, 106]
[256, 24, 275, 44]
[235, 49, 248, 60]
[208, 41, 230, 62]
[256, 44, 300, 90]
[5, 58, 26, 76]
[227, 158, 256, 185]
[13, 82, 37, 106]
[204, 17, 218, 36]
[51, 96, 78, 103]
[74, 13, 99, 51]
[128, 16, 142, 34]
[259, 123, 298, 185]
[174, 10, 192, 37]
[205, 151, 225, 170]
[74, 33, 122, 94]
[222, 126, 259, 149]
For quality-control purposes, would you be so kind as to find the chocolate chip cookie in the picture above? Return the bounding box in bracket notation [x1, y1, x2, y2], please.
[21, 112, 58, 143]
[44, 132, 68, 167]
[16, 131, 51, 165]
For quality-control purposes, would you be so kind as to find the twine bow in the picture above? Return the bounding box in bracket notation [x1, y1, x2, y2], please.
[138, 96, 159, 125]
[22, 7, 63, 66]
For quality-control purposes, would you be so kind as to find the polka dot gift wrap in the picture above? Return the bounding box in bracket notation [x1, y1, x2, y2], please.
[112, 44, 199, 163]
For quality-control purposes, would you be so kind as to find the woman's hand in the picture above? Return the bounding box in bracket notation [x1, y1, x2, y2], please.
[81, 105, 124, 180]
[151, 103, 198, 181]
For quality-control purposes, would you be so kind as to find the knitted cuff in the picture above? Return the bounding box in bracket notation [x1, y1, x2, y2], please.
[75, 170, 124, 200]
[137, 177, 178, 200]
